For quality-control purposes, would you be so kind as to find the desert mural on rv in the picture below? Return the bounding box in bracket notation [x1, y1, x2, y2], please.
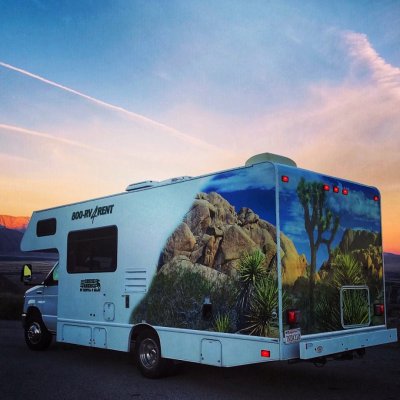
[279, 166, 384, 335]
[131, 163, 384, 337]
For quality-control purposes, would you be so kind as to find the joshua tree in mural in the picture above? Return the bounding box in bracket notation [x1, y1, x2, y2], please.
[296, 178, 340, 330]
[321, 210, 340, 264]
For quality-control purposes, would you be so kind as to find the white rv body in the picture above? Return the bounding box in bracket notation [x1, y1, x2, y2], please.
[21, 155, 397, 375]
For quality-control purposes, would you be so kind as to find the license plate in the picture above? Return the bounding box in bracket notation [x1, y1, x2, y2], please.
[284, 328, 301, 344]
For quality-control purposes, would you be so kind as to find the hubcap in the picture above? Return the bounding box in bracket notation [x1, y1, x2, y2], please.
[27, 322, 42, 344]
[139, 338, 159, 369]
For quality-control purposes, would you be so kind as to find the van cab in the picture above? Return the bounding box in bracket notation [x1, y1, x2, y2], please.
[22, 263, 59, 350]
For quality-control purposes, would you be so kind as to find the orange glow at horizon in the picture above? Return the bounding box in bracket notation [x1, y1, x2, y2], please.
[2, 162, 399, 255]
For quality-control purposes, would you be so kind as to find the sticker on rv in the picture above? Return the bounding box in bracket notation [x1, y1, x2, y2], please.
[284, 328, 301, 344]
[71, 204, 114, 223]
[80, 279, 101, 292]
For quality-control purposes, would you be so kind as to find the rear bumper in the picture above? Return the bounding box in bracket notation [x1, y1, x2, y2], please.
[300, 328, 398, 359]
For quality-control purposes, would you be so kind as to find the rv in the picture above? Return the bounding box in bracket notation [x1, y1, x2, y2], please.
[21, 153, 397, 378]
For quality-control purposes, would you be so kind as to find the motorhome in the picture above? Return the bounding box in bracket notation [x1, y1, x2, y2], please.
[21, 153, 397, 377]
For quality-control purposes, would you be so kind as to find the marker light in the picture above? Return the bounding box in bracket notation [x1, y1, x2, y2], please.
[281, 175, 289, 183]
[333, 186, 339, 193]
[287, 309, 301, 325]
[373, 195, 379, 202]
[261, 350, 271, 358]
[342, 188, 349, 195]
[374, 304, 384, 316]
[323, 184, 330, 191]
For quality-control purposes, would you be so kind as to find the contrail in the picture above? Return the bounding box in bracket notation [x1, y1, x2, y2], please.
[0, 123, 106, 152]
[0, 61, 222, 152]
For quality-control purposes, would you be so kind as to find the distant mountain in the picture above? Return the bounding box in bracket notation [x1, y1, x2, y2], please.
[0, 217, 57, 261]
[384, 252, 400, 281]
[0, 215, 30, 231]
[0, 227, 24, 253]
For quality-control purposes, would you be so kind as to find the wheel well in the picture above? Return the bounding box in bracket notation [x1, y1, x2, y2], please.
[23, 307, 42, 329]
[129, 324, 159, 352]
[26, 307, 42, 321]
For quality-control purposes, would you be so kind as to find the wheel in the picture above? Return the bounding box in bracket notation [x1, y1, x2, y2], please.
[134, 330, 170, 378]
[24, 316, 52, 351]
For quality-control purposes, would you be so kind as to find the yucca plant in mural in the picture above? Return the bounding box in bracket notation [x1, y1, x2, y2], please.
[342, 288, 370, 326]
[243, 276, 282, 337]
[214, 313, 232, 333]
[315, 287, 341, 331]
[235, 250, 282, 337]
[315, 253, 368, 331]
[236, 250, 267, 315]
[332, 254, 365, 288]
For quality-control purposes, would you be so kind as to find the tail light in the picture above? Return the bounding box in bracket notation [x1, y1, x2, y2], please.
[281, 175, 289, 183]
[261, 350, 271, 358]
[323, 184, 330, 191]
[374, 304, 384, 316]
[287, 309, 301, 325]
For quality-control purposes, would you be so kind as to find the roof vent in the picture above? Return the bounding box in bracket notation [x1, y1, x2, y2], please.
[159, 176, 192, 185]
[125, 180, 158, 192]
[245, 152, 297, 167]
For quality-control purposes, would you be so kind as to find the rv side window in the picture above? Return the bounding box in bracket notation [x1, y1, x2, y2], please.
[67, 226, 117, 274]
[37, 218, 57, 237]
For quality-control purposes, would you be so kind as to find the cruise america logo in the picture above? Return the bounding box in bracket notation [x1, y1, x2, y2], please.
[71, 204, 114, 223]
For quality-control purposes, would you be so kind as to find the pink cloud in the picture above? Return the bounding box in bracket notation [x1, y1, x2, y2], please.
[343, 32, 400, 96]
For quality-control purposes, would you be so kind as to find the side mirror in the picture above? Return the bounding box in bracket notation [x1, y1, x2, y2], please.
[21, 264, 32, 284]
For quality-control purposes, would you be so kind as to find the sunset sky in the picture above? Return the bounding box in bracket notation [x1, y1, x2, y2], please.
[1, 1, 399, 254]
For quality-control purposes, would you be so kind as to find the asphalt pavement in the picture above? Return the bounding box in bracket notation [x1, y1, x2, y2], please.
[1, 320, 399, 400]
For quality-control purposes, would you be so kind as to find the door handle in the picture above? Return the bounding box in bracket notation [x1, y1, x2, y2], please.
[36, 291, 43, 294]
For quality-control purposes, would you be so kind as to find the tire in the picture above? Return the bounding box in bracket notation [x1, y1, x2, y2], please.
[24, 316, 52, 351]
[134, 330, 170, 378]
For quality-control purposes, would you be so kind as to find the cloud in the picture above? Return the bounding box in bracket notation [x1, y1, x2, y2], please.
[0, 123, 105, 152]
[0, 61, 224, 153]
[0, 152, 29, 163]
[281, 205, 308, 243]
[229, 31, 400, 183]
[156, 30, 399, 252]
[327, 189, 380, 223]
[343, 31, 400, 96]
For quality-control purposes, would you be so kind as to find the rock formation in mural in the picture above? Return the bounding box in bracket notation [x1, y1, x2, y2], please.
[158, 192, 307, 285]
[319, 228, 383, 280]
[131, 191, 307, 335]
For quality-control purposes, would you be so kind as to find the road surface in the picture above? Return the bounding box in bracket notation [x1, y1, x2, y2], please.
[0, 320, 399, 400]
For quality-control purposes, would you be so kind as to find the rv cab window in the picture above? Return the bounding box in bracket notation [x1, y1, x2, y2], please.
[44, 263, 59, 286]
[67, 226, 117, 274]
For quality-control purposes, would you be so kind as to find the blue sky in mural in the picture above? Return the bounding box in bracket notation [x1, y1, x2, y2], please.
[279, 167, 382, 269]
[197, 162, 381, 270]
[203, 165, 276, 225]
